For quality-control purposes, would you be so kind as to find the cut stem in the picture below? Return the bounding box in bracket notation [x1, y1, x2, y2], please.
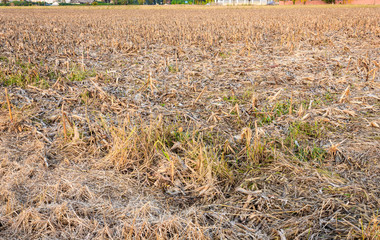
[5, 88, 13, 122]
[193, 86, 207, 105]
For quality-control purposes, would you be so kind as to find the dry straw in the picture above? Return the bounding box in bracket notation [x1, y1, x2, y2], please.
[0, 6, 379, 240]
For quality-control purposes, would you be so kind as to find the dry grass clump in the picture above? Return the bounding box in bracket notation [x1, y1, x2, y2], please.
[1, 5, 380, 240]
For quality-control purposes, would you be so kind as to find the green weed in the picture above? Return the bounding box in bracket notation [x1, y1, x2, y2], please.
[168, 64, 177, 73]
[68, 68, 96, 81]
[223, 95, 239, 104]
[285, 121, 326, 162]
[256, 100, 291, 126]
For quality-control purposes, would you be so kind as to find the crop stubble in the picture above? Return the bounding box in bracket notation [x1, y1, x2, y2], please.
[0, 6, 379, 239]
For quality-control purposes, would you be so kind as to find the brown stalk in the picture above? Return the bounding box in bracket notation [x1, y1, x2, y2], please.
[192, 86, 207, 105]
[251, 93, 258, 108]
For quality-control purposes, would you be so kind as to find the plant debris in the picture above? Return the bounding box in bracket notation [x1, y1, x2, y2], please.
[0, 5, 379, 240]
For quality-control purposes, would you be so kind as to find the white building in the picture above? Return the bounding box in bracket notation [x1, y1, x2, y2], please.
[215, 0, 269, 4]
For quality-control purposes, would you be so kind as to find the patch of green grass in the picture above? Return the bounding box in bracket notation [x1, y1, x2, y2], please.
[343, 193, 351, 198]
[245, 140, 267, 164]
[168, 65, 177, 73]
[273, 100, 290, 116]
[0, 56, 8, 62]
[68, 68, 96, 81]
[218, 51, 230, 59]
[287, 121, 323, 142]
[299, 98, 322, 110]
[258, 114, 273, 125]
[0, 59, 54, 88]
[284, 121, 327, 162]
[295, 144, 326, 162]
[323, 91, 336, 103]
[80, 90, 90, 104]
[15, 60, 32, 70]
[0, 69, 49, 88]
[223, 95, 239, 104]
[169, 129, 187, 144]
[256, 100, 291, 126]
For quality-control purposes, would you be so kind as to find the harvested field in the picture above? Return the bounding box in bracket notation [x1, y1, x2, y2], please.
[0, 5, 379, 239]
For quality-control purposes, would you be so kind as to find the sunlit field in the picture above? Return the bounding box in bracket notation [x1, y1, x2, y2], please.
[0, 5, 379, 239]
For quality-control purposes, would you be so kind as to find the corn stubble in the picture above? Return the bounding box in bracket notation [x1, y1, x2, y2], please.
[0, 6, 379, 240]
